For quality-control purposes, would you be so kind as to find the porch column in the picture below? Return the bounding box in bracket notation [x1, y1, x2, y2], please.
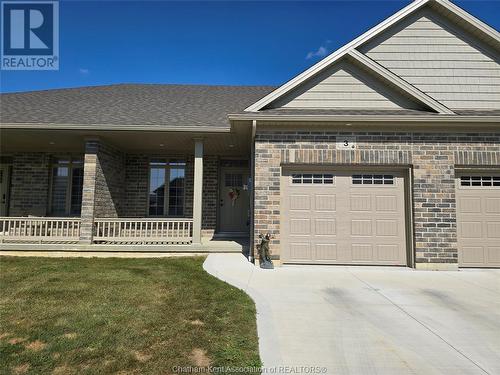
[79, 139, 98, 244]
[192, 138, 204, 245]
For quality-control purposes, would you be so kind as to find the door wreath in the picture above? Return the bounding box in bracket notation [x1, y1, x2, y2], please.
[228, 188, 240, 207]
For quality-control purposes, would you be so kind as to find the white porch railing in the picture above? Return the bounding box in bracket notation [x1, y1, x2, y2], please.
[93, 218, 193, 244]
[0, 217, 81, 242]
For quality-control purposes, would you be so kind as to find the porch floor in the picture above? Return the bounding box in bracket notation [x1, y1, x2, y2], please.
[0, 237, 249, 255]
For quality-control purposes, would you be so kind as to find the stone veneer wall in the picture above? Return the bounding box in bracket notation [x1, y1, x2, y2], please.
[9, 153, 51, 216]
[254, 130, 500, 265]
[123, 154, 219, 237]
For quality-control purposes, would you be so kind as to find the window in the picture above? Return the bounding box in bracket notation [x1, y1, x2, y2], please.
[352, 174, 394, 185]
[460, 176, 500, 187]
[49, 157, 84, 216]
[292, 173, 334, 184]
[148, 159, 185, 216]
[225, 173, 243, 187]
[220, 160, 248, 168]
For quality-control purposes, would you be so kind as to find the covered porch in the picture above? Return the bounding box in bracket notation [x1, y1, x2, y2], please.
[0, 126, 252, 253]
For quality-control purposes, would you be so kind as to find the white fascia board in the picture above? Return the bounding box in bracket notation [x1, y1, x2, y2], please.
[228, 113, 500, 124]
[436, 0, 500, 43]
[0, 123, 232, 133]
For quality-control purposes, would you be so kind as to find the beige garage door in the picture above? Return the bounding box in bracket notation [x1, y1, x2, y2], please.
[281, 170, 407, 265]
[456, 173, 500, 268]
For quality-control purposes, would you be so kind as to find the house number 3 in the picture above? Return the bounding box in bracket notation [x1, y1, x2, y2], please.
[337, 136, 356, 150]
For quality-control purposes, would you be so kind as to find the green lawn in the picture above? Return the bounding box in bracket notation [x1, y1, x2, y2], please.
[0, 256, 261, 374]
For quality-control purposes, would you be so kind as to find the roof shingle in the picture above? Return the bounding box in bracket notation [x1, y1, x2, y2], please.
[0, 84, 276, 127]
[1, 85, 498, 128]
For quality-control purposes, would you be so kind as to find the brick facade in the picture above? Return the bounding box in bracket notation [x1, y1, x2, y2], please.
[201, 156, 219, 237]
[81, 145, 220, 240]
[9, 153, 51, 216]
[123, 154, 149, 217]
[94, 142, 125, 218]
[6, 146, 220, 239]
[122, 153, 219, 236]
[253, 129, 500, 265]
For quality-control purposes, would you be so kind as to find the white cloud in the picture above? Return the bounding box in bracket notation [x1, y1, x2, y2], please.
[79, 68, 90, 75]
[306, 41, 332, 60]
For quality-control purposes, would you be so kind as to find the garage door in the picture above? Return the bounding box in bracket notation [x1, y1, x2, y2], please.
[281, 170, 407, 265]
[456, 173, 500, 268]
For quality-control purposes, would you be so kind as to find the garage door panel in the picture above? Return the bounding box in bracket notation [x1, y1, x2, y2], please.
[457, 173, 500, 268]
[461, 246, 486, 264]
[315, 195, 336, 211]
[487, 222, 500, 238]
[377, 244, 401, 262]
[351, 244, 374, 261]
[460, 221, 483, 238]
[315, 243, 338, 261]
[289, 195, 311, 210]
[459, 197, 482, 213]
[282, 170, 407, 265]
[290, 219, 311, 235]
[350, 195, 371, 211]
[315, 219, 336, 235]
[375, 195, 398, 212]
[487, 247, 500, 265]
[376, 220, 399, 236]
[351, 220, 372, 236]
[485, 198, 500, 214]
[289, 243, 312, 261]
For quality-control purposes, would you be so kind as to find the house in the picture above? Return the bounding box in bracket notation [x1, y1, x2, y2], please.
[1, 0, 499, 269]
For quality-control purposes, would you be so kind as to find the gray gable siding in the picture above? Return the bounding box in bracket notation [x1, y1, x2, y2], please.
[359, 9, 500, 110]
[269, 61, 424, 110]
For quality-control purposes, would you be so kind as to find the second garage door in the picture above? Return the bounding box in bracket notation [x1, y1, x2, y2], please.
[456, 173, 500, 268]
[281, 170, 407, 265]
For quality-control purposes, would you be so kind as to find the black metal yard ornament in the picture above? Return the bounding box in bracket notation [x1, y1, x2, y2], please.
[257, 233, 274, 269]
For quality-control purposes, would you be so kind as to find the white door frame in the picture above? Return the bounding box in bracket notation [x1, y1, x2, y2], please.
[217, 162, 250, 236]
[0, 164, 12, 216]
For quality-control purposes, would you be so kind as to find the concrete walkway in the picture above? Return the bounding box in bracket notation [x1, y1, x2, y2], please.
[203, 254, 500, 375]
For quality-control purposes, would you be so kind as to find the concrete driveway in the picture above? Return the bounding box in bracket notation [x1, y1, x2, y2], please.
[204, 254, 500, 375]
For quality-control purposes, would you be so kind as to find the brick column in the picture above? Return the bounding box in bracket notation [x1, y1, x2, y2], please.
[254, 132, 282, 260]
[412, 137, 457, 269]
[79, 140, 99, 243]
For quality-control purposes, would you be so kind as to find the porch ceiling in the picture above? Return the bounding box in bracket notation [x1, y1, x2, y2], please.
[0, 126, 251, 155]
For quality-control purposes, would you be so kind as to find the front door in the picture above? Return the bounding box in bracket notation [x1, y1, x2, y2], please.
[0, 165, 10, 216]
[219, 168, 250, 234]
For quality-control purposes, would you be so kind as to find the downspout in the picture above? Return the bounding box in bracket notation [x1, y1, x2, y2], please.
[249, 120, 257, 263]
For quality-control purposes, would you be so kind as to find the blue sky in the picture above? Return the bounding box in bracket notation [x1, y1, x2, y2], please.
[1, 0, 499, 93]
